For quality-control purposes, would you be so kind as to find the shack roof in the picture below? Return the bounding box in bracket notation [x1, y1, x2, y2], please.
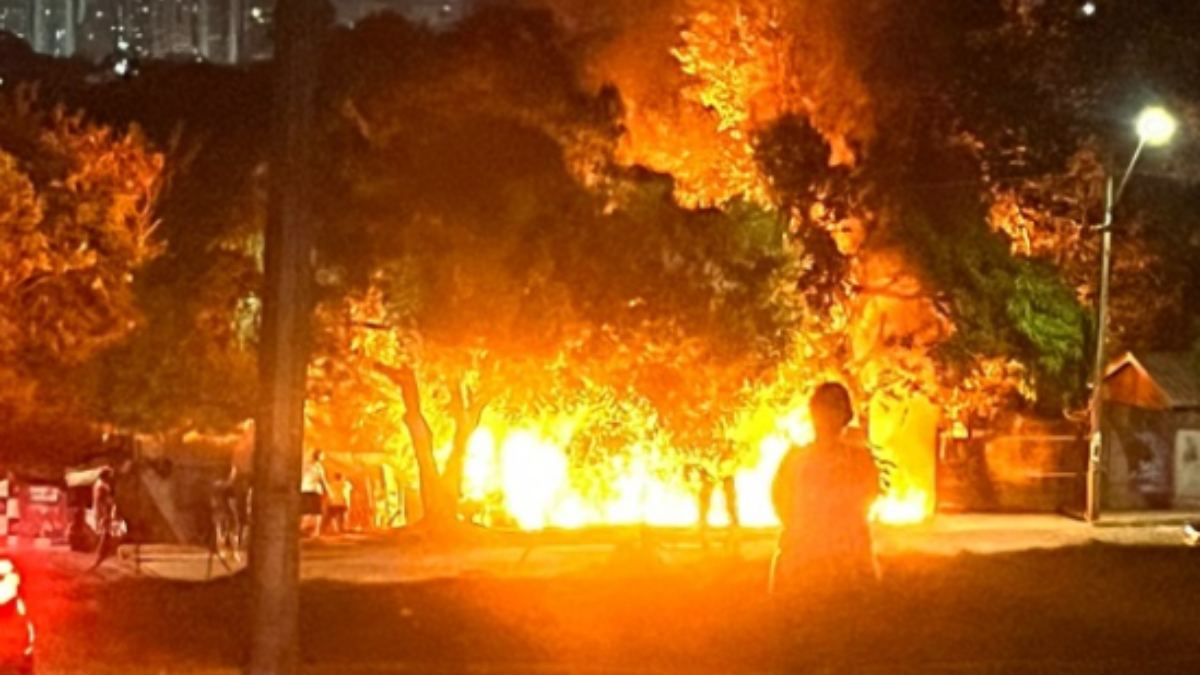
[1106, 351, 1200, 410]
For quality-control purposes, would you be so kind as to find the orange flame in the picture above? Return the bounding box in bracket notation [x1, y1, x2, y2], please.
[459, 401, 932, 531]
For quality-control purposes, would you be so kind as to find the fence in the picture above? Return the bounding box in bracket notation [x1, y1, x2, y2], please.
[937, 432, 1088, 515]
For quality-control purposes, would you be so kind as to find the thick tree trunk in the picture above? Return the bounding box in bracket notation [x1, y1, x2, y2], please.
[378, 364, 449, 522]
[376, 366, 489, 527]
[246, 0, 327, 673]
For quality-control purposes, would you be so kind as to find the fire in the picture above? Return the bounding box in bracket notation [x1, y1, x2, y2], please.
[499, 430, 572, 530]
[870, 488, 932, 526]
[458, 402, 933, 531]
[469, 427, 707, 529]
[733, 433, 791, 526]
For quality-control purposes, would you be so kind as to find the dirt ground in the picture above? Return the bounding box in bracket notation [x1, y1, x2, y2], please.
[11, 528, 1200, 674]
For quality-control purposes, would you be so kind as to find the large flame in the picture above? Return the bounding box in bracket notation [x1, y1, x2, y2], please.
[870, 488, 932, 526]
[459, 402, 931, 531]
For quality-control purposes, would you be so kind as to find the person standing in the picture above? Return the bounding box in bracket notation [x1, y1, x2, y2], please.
[340, 476, 354, 531]
[211, 465, 246, 560]
[770, 382, 880, 598]
[90, 467, 119, 569]
[325, 472, 351, 534]
[300, 450, 330, 538]
[696, 438, 741, 552]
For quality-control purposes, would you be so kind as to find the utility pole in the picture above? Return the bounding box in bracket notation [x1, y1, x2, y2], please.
[1084, 116, 1166, 522]
[246, 0, 327, 672]
[1085, 176, 1114, 522]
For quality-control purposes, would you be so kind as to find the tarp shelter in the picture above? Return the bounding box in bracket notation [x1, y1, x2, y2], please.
[1104, 351, 1200, 509]
[123, 422, 417, 543]
[123, 427, 253, 545]
[65, 466, 108, 488]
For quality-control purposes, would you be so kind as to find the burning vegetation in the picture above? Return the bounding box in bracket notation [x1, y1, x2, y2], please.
[304, 1, 1019, 531]
[5, 1, 1200, 530]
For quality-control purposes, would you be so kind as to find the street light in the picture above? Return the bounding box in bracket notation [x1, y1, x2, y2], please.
[1086, 105, 1177, 522]
[1137, 106, 1178, 147]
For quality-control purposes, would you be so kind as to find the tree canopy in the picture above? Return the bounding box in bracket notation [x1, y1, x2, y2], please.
[306, 14, 803, 518]
[0, 88, 163, 428]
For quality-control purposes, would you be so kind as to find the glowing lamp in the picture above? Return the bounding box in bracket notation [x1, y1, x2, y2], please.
[1136, 106, 1177, 147]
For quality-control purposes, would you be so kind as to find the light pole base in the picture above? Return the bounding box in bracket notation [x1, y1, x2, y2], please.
[1085, 431, 1103, 523]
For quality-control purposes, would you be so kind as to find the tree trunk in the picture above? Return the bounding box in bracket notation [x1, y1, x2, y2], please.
[245, 0, 327, 673]
[379, 364, 449, 522]
[376, 366, 490, 527]
[444, 380, 487, 510]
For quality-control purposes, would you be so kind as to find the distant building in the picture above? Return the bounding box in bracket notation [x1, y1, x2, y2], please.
[0, 0, 232, 60]
[107, 0, 274, 64]
[336, 0, 474, 30]
[1, 0, 479, 64]
[0, 0, 34, 44]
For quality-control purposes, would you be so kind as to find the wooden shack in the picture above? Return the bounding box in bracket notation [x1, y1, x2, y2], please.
[1103, 352, 1200, 509]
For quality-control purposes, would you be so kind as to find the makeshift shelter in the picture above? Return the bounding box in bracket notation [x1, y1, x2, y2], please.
[122, 422, 417, 543]
[1103, 351, 1200, 509]
[108, 426, 254, 546]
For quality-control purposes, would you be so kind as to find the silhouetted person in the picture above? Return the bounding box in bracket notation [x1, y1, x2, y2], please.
[91, 467, 119, 569]
[211, 465, 247, 562]
[770, 382, 879, 598]
[696, 440, 740, 552]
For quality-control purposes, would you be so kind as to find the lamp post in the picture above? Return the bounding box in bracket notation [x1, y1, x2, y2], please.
[1085, 106, 1177, 522]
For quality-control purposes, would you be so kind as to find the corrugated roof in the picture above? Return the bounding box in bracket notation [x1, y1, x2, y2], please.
[1108, 352, 1200, 409]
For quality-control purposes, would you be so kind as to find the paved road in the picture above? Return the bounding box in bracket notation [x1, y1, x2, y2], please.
[89, 513, 1199, 583]
[12, 515, 1200, 675]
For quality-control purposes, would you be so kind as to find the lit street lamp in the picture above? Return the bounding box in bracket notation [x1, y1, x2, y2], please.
[1086, 105, 1177, 522]
[1137, 106, 1179, 147]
